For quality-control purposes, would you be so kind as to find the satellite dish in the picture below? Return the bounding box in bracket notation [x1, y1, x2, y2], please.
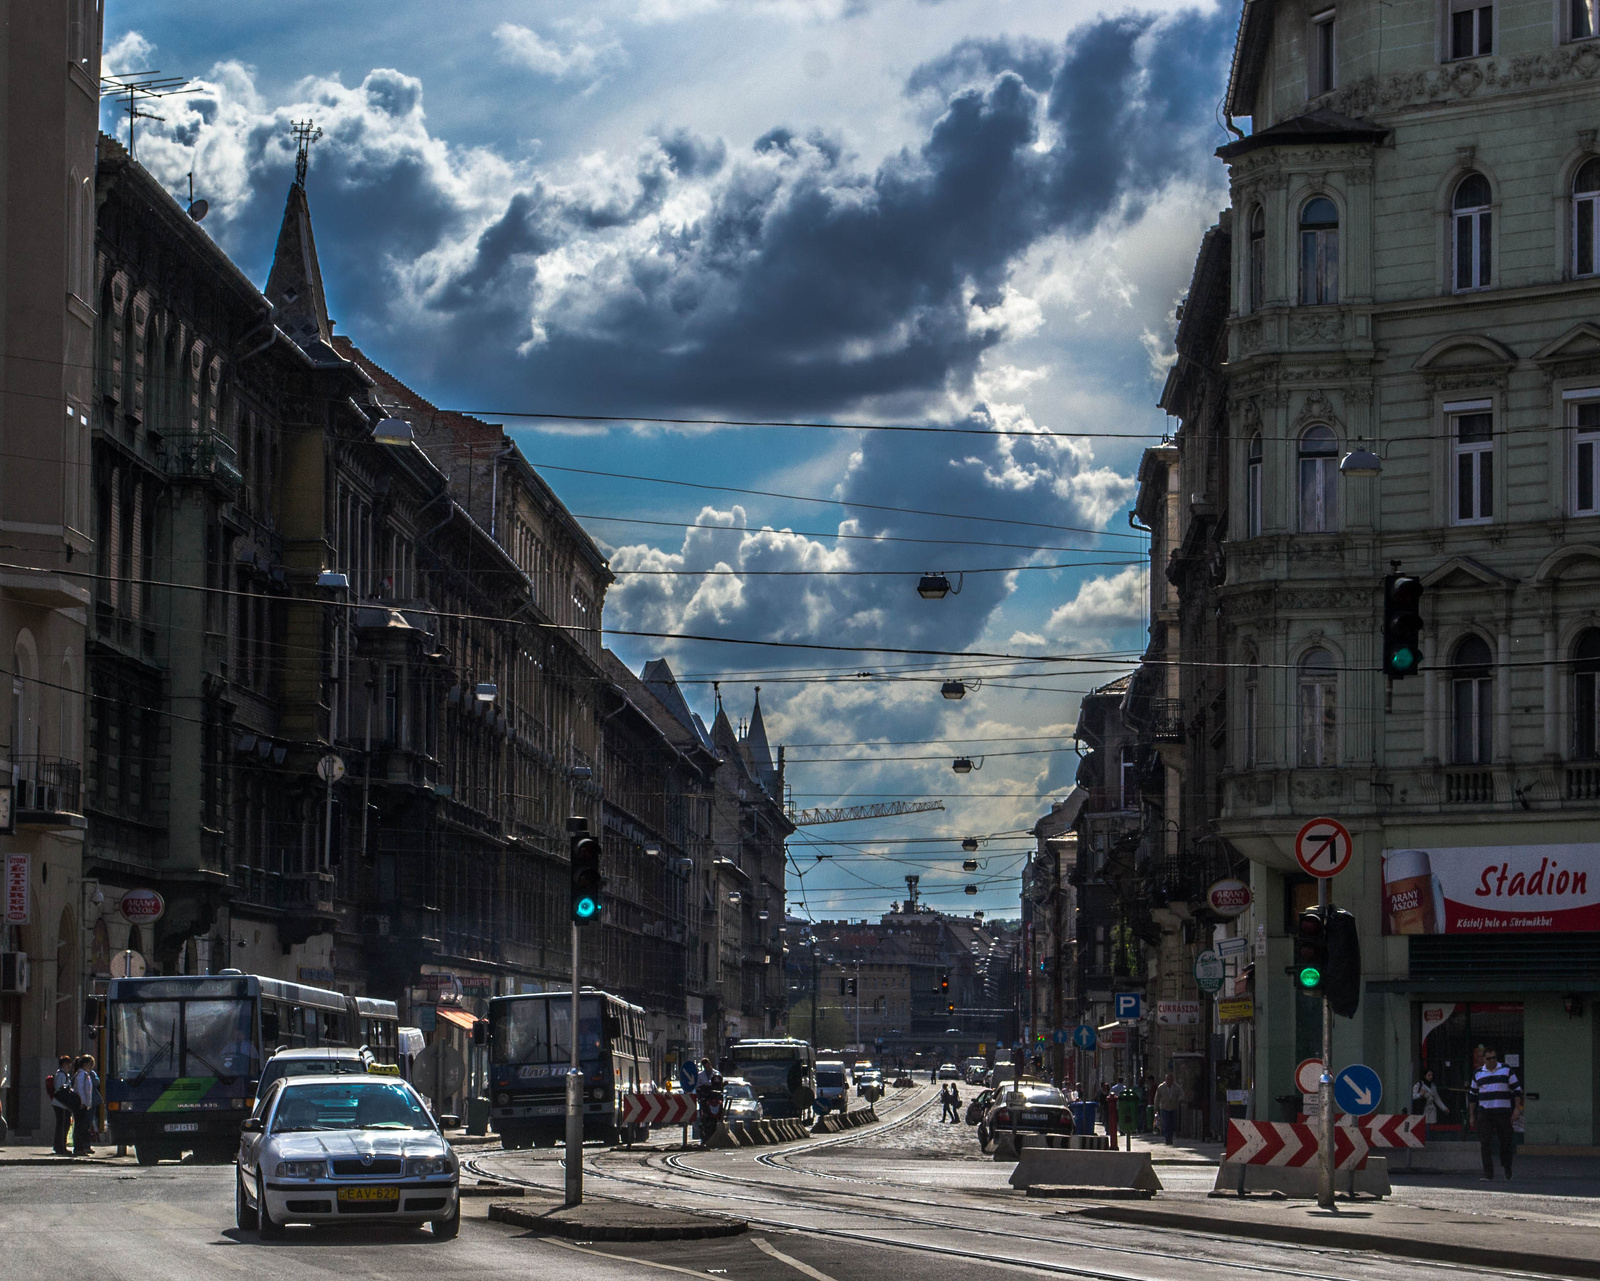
[187, 199, 209, 223]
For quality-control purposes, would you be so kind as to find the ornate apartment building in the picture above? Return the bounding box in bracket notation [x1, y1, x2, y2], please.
[1150, 0, 1600, 1146]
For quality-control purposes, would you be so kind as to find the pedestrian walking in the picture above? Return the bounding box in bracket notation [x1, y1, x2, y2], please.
[1412, 1069, 1450, 1135]
[947, 1083, 961, 1122]
[71, 1055, 96, 1155]
[1097, 1083, 1118, 1145]
[1154, 1071, 1183, 1145]
[47, 1055, 74, 1155]
[1470, 1045, 1522, 1180]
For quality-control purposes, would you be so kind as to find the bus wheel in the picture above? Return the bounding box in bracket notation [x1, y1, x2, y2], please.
[135, 1144, 160, 1166]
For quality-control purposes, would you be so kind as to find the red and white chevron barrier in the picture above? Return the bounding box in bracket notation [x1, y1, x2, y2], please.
[619, 1092, 697, 1126]
[1225, 1120, 1368, 1171]
[1338, 1113, 1425, 1148]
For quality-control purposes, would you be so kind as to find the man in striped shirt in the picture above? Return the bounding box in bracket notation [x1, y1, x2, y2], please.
[1469, 1045, 1522, 1180]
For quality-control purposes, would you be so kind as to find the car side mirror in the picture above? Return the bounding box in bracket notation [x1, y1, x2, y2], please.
[241, 1117, 263, 1133]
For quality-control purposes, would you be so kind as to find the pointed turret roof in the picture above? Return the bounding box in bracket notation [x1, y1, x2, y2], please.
[264, 181, 334, 353]
[641, 657, 714, 752]
[741, 687, 778, 795]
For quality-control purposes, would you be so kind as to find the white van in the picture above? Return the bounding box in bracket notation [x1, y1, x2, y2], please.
[813, 1059, 852, 1113]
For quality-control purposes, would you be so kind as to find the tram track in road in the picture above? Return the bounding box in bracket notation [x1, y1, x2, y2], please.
[462, 1095, 1525, 1281]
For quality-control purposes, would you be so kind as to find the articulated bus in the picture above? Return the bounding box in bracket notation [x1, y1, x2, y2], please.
[481, 989, 651, 1149]
[729, 1038, 816, 1119]
[105, 971, 399, 1164]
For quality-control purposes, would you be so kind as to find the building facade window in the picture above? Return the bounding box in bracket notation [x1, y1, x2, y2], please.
[1450, 404, 1493, 524]
[1574, 629, 1600, 759]
[1574, 158, 1600, 276]
[1572, 0, 1597, 40]
[1450, 634, 1494, 764]
[1298, 424, 1339, 532]
[1449, 0, 1493, 57]
[1248, 205, 1266, 311]
[1247, 432, 1264, 536]
[1299, 197, 1340, 305]
[1243, 660, 1260, 768]
[1452, 171, 1492, 292]
[1297, 648, 1337, 768]
[1310, 9, 1337, 94]
[1572, 394, 1600, 514]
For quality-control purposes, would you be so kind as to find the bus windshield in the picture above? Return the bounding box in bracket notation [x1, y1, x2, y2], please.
[492, 997, 601, 1066]
[731, 1047, 809, 1097]
[111, 998, 257, 1082]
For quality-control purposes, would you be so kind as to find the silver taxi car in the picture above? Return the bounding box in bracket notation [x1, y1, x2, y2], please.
[236, 1074, 460, 1239]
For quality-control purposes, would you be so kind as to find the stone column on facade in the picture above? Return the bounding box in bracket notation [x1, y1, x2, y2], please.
[1495, 624, 1513, 766]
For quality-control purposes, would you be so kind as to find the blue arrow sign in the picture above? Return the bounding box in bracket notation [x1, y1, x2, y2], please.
[1071, 1024, 1097, 1051]
[1333, 1063, 1382, 1117]
[1114, 992, 1142, 1020]
[1052, 1028, 1069, 1045]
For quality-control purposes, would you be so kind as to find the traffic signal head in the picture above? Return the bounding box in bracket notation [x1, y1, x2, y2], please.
[1324, 906, 1362, 1018]
[1294, 907, 1329, 995]
[1383, 574, 1425, 678]
[570, 832, 604, 924]
[946, 1002, 955, 1015]
[940, 973, 950, 993]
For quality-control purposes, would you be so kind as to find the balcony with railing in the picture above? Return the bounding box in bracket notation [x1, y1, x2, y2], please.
[13, 757, 85, 830]
[1145, 698, 1185, 742]
[155, 431, 242, 490]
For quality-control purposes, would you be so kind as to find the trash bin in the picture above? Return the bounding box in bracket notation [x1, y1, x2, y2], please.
[1070, 1100, 1098, 1135]
[466, 1096, 490, 1136]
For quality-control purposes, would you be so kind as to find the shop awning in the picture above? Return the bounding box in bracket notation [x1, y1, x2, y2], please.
[434, 1005, 478, 1031]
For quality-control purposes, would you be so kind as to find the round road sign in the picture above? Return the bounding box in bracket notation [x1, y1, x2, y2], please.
[1294, 1056, 1325, 1095]
[1071, 1024, 1097, 1051]
[1052, 1028, 1069, 1045]
[1334, 1063, 1383, 1117]
[1295, 816, 1353, 878]
[317, 753, 346, 783]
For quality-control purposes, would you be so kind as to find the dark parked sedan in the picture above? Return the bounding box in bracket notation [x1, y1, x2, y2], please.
[975, 1082, 1074, 1152]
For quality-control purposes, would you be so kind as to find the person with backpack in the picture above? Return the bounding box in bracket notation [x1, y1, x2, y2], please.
[48, 1055, 75, 1155]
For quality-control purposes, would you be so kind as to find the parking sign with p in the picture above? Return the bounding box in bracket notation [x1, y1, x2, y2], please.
[1114, 992, 1142, 1020]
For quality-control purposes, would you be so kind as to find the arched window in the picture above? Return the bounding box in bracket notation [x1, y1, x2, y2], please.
[1573, 629, 1600, 759]
[1247, 433, 1264, 536]
[1451, 634, 1494, 765]
[1298, 424, 1339, 532]
[1453, 172, 1492, 292]
[1297, 648, 1337, 768]
[1248, 205, 1266, 312]
[1299, 197, 1339, 305]
[1574, 158, 1600, 277]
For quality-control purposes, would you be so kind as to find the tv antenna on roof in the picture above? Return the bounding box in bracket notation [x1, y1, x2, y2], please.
[100, 70, 198, 160]
[290, 119, 322, 188]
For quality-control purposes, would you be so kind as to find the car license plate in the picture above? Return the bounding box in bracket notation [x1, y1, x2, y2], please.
[337, 1186, 399, 1202]
[162, 1122, 200, 1133]
[1020, 1112, 1048, 1124]
[531, 1105, 563, 1115]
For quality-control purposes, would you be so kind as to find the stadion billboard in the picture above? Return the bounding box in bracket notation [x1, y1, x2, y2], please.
[1382, 843, 1600, 934]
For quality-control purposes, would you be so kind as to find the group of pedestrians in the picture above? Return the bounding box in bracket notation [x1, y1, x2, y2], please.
[49, 1054, 101, 1156]
[939, 1082, 962, 1121]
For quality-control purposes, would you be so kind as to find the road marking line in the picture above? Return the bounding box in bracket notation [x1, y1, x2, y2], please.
[545, 1235, 720, 1277]
[752, 1235, 840, 1281]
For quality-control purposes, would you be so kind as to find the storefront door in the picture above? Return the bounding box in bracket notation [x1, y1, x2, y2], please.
[1417, 1001, 1524, 1139]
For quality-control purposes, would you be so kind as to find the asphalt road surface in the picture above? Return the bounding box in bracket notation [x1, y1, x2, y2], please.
[2, 1084, 1588, 1280]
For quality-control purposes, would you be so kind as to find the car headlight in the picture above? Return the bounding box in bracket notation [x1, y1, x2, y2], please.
[406, 1156, 453, 1177]
[589, 1086, 606, 1101]
[274, 1160, 327, 1179]
[496, 1093, 509, 1105]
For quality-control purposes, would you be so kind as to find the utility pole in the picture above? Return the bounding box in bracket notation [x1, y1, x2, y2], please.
[1317, 875, 1335, 1209]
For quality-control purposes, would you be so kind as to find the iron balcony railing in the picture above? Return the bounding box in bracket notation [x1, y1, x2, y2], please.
[13, 756, 82, 816]
[156, 431, 242, 488]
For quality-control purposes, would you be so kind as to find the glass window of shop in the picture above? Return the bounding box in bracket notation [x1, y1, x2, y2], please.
[1416, 1001, 1523, 1138]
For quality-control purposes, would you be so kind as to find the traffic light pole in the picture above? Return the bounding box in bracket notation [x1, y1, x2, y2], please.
[1317, 875, 1335, 1210]
[566, 920, 583, 1206]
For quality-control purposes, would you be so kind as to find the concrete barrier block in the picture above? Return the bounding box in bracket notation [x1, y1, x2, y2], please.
[1008, 1148, 1163, 1194]
[1212, 1156, 1391, 1198]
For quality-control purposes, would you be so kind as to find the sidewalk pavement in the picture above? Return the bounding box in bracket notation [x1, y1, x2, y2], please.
[1067, 1195, 1600, 1279]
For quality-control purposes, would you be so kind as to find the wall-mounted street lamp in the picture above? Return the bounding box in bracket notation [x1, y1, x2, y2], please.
[316, 570, 350, 591]
[473, 682, 498, 702]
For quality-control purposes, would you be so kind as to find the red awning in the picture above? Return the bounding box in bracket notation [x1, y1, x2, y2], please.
[434, 1005, 477, 1031]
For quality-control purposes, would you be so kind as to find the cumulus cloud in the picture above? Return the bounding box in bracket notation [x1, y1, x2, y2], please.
[1044, 566, 1147, 641]
[117, 9, 1232, 416]
[494, 22, 627, 82]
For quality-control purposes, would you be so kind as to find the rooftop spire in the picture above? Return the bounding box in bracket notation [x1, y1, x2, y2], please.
[265, 129, 333, 350]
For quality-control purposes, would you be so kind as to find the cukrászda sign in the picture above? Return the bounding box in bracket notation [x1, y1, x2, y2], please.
[1383, 844, 1600, 934]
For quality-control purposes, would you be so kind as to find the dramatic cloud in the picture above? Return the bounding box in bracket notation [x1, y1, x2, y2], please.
[495, 22, 627, 82]
[1044, 566, 1148, 641]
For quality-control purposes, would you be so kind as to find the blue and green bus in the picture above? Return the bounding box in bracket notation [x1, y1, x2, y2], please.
[105, 971, 397, 1164]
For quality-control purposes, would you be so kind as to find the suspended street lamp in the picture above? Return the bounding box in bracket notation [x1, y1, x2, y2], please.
[951, 756, 982, 774]
[961, 837, 979, 852]
[964, 885, 978, 896]
[916, 572, 963, 599]
[962, 858, 979, 872]
[940, 681, 967, 699]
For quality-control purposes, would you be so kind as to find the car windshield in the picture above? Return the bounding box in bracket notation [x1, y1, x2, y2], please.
[1004, 1086, 1066, 1107]
[724, 1083, 754, 1101]
[271, 1080, 434, 1133]
[815, 1068, 845, 1086]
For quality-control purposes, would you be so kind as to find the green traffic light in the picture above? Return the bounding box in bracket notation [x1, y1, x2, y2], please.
[575, 896, 599, 919]
[1298, 965, 1322, 988]
[1390, 649, 1417, 672]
